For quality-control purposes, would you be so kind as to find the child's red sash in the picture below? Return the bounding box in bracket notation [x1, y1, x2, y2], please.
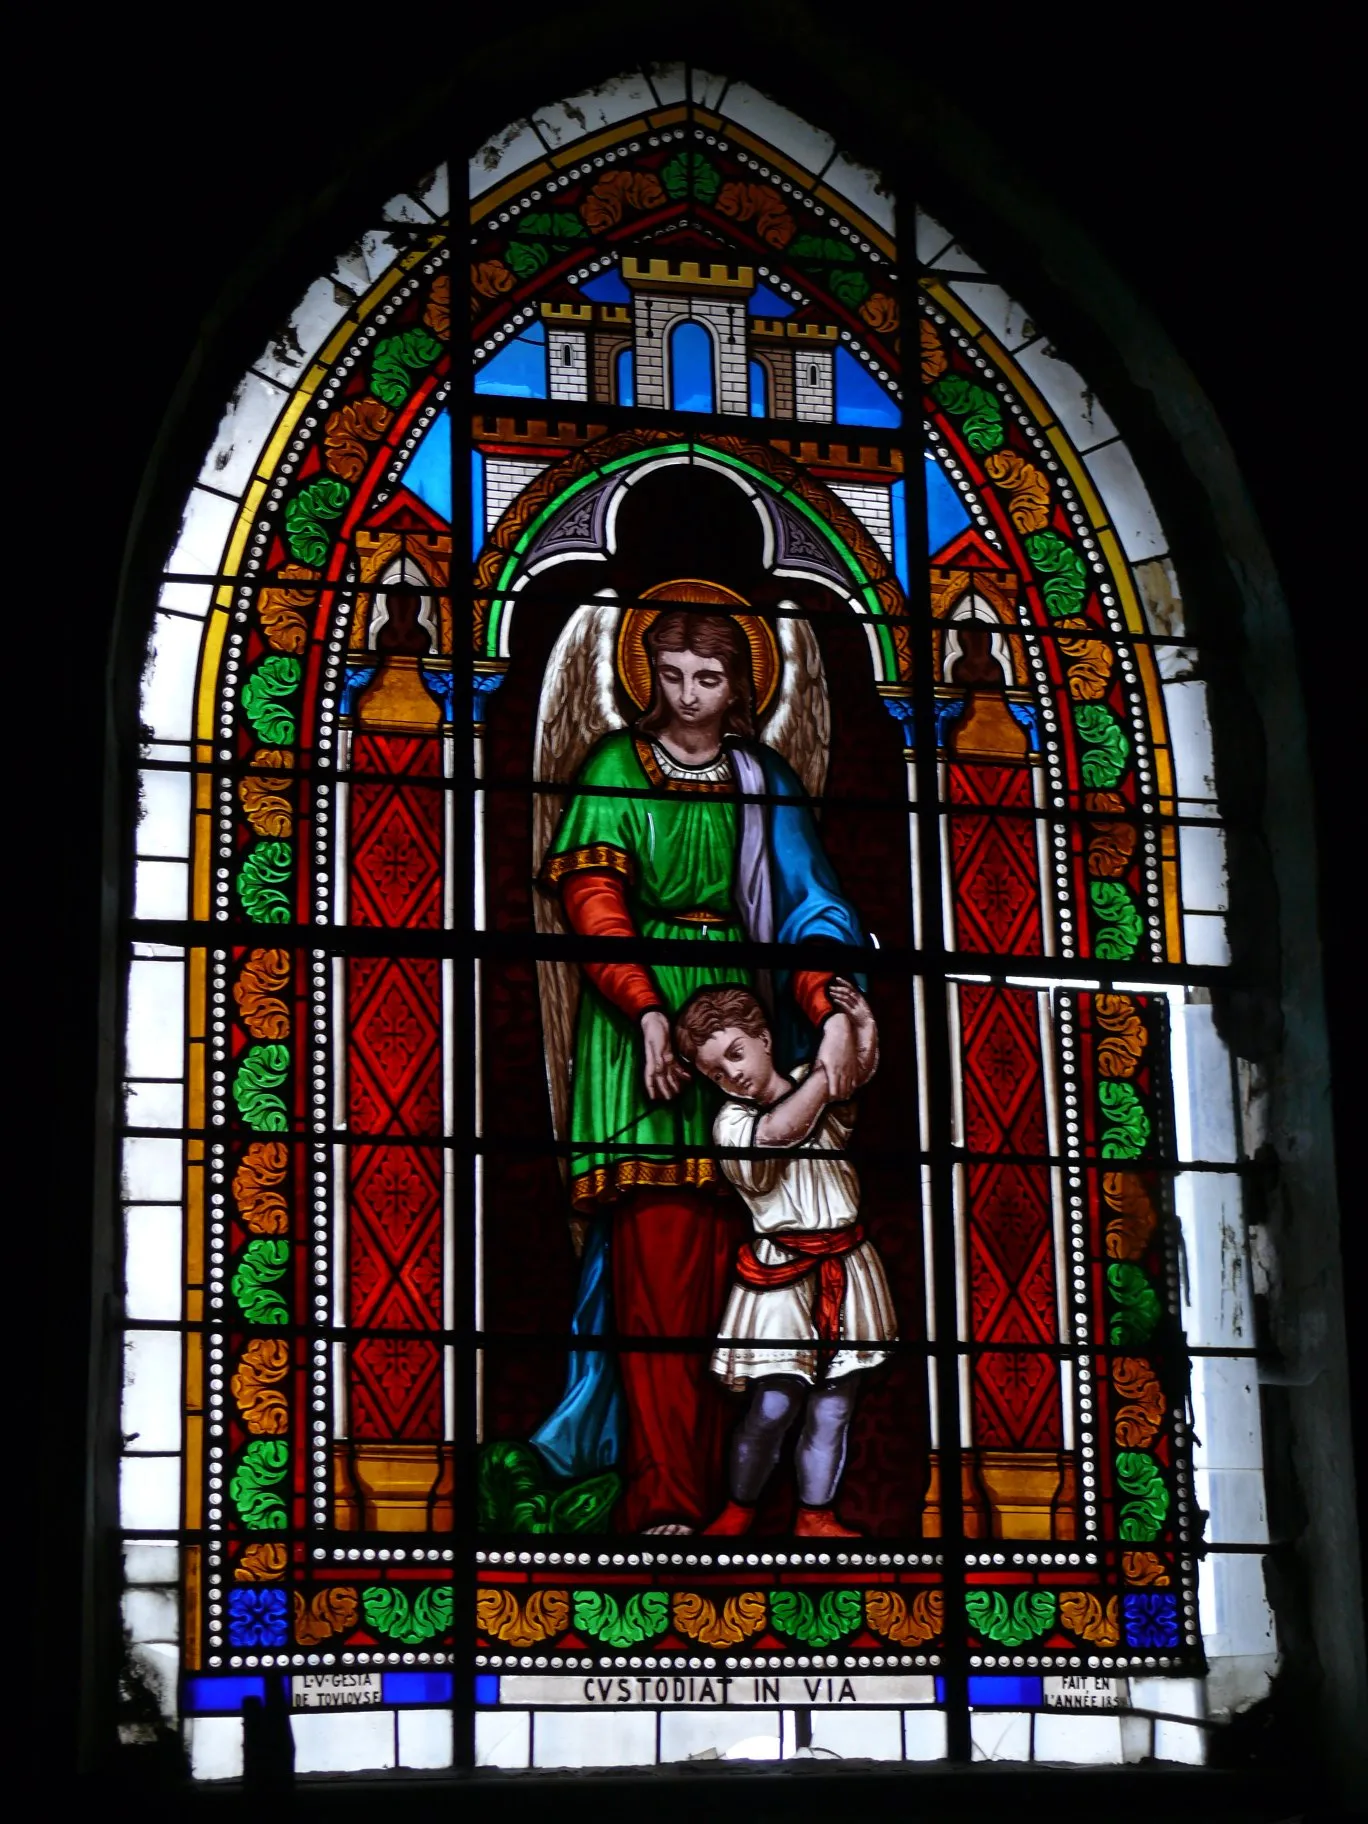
[733, 1224, 865, 1345]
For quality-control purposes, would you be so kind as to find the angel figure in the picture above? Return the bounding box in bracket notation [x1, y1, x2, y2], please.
[529, 580, 871, 1534]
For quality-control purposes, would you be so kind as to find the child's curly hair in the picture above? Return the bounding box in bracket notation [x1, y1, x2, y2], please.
[673, 985, 770, 1064]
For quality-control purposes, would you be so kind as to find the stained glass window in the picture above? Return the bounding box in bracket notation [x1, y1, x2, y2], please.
[118, 67, 1278, 1778]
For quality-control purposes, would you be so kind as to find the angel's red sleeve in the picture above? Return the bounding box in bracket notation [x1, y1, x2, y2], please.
[560, 872, 663, 1020]
[792, 970, 837, 1027]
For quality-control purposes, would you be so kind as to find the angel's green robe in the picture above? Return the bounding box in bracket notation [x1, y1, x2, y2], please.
[542, 731, 749, 1208]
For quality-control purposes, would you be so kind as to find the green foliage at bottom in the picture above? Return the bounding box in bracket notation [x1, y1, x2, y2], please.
[573, 1589, 668, 1648]
[362, 1584, 453, 1644]
[476, 1440, 620, 1534]
[769, 1588, 863, 1648]
[965, 1588, 1057, 1646]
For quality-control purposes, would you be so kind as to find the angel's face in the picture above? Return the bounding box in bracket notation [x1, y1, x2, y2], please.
[653, 647, 733, 732]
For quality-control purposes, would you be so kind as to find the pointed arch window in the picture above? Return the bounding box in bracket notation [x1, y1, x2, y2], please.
[115, 65, 1288, 1782]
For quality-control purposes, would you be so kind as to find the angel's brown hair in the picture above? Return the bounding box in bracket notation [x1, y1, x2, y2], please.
[637, 610, 755, 739]
[674, 985, 771, 1064]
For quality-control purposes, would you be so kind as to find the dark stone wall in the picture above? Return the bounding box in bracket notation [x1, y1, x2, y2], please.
[30, 5, 1360, 1811]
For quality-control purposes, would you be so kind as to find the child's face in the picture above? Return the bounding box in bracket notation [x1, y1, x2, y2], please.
[693, 1023, 774, 1099]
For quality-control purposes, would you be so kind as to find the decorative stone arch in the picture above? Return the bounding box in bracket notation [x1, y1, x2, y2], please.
[471, 428, 912, 704]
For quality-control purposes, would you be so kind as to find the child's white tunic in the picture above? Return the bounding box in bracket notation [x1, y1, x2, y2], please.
[710, 1067, 897, 1388]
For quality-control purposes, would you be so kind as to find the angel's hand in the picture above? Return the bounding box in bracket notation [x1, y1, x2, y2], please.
[641, 1009, 689, 1101]
[827, 977, 873, 1029]
[816, 1010, 858, 1100]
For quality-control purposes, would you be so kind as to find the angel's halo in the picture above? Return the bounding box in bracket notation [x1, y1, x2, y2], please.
[618, 578, 782, 717]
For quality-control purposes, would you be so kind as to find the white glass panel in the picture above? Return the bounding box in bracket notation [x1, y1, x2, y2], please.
[1196, 1464, 1270, 1543]
[124, 1541, 180, 1585]
[470, 121, 546, 201]
[1032, 1711, 1123, 1764]
[531, 1708, 656, 1768]
[718, 82, 835, 174]
[1175, 1172, 1253, 1346]
[1129, 1674, 1204, 1717]
[381, 191, 437, 226]
[140, 612, 203, 744]
[129, 1642, 179, 1723]
[970, 1709, 1030, 1761]
[951, 282, 1035, 350]
[164, 486, 237, 577]
[1085, 438, 1167, 550]
[291, 1710, 396, 1773]
[125, 1206, 183, 1321]
[120, 1455, 181, 1530]
[125, 955, 186, 1077]
[159, 581, 214, 619]
[137, 771, 191, 861]
[1173, 1001, 1238, 1163]
[124, 1081, 184, 1129]
[533, 72, 658, 147]
[1202, 1552, 1277, 1672]
[659, 1709, 780, 1763]
[689, 68, 729, 110]
[343, 227, 408, 291]
[185, 1716, 243, 1780]
[397, 1708, 452, 1769]
[198, 372, 287, 497]
[134, 860, 188, 922]
[915, 209, 954, 267]
[413, 163, 449, 218]
[1179, 823, 1228, 913]
[822, 153, 895, 233]
[475, 1709, 530, 1768]
[1014, 342, 1118, 451]
[902, 1709, 947, 1759]
[123, 1330, 183, 1453]
[122, 1587, 178, 1644]
[1184, 913, 1230, 967]
[1120, 1713, 1153, 1761]
[253, 275, 350, 386]
[122, 1136, 183, 1203]
[1162, 679, 1217, 803]
[721, 1728, 782, 1761]
[644, 61, 687, 105]
[1153, 1719, 1206, 1765]
[923, 238, 984, 275]
[808, 1708, 902, 1760]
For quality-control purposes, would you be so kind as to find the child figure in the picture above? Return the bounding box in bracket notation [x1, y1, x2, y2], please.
[673, 981, 896, 1538]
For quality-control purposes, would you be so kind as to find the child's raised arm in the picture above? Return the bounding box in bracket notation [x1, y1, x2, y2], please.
[826, 978, 879, 1088]
[755, 1063, 833, 1148]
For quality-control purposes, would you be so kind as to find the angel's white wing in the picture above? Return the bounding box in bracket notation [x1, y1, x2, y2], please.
[532, 593, 624, 1177]
[758, 603, 831, 802]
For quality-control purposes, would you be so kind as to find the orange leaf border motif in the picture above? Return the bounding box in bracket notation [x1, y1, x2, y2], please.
[235, 1542, 287, 1582]
[1121, 1550, 1171, 1587]
[230, 1337, 290, 1435]
[476, 1588, 570, 1648]
[233, 1141, 290, 1235]
[295, 1587, 361, 1646]
[1112, 1356, 1165, 1448]
[864, 1588, 943, 1646]
[233, 949, 291, 1040]
[671, 1592, 767, 1648]
[1059, 1592, 1120, 1647]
